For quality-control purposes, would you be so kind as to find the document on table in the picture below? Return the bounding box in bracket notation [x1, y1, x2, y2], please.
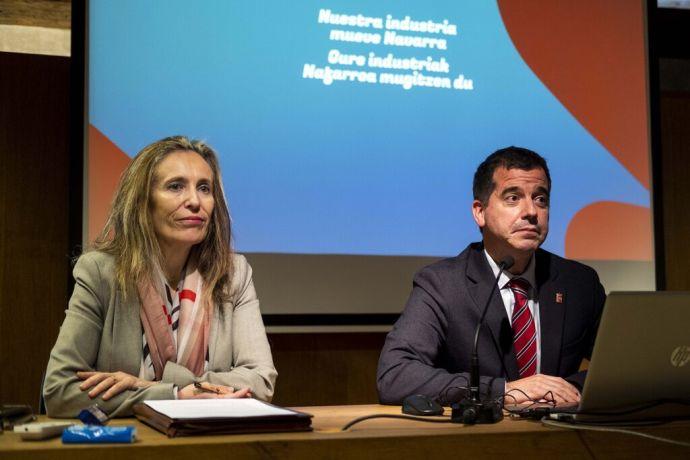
[142, 399, 298, 419]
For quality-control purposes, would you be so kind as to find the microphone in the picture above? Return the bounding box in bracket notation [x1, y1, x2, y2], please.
[452, 255, 514, 424]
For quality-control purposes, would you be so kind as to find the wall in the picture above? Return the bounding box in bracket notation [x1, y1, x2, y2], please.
[0, 51, 71, 408]
[0, 1, 689, 411]
[660, 88, 690, 289]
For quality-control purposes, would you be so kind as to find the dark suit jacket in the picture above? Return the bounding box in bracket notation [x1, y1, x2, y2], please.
[377, 242, 606, 405]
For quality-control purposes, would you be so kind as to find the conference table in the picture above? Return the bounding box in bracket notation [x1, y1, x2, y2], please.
[1, 404, 689, 459]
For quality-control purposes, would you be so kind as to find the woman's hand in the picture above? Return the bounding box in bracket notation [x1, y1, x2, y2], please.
[77, 371, 154, 400]
[178, 382, 252, 399]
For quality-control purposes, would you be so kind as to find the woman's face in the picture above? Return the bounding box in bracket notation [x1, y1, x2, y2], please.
[150, 151, 215, 255]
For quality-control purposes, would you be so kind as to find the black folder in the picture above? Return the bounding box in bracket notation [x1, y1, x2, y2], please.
[133, 400, 313, 437]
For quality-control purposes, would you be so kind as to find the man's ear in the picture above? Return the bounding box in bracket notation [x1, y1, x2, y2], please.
[472, 199, 485, 228]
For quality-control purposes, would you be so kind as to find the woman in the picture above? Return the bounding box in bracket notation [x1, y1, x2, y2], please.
[44, 136, 277, 417]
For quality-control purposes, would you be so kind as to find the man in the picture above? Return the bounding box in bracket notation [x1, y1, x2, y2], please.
[377, 147, 605, 405]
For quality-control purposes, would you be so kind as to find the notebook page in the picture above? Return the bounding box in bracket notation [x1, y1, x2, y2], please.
[144, 399, 298, 419]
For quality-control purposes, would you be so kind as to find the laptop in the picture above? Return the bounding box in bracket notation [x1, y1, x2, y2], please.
[516, 292, 690, 422]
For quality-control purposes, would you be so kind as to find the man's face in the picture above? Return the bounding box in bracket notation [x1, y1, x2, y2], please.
[472, 166, 550, 257]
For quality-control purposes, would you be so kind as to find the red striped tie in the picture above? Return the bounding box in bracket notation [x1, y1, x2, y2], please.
[508, 278, 537, 378]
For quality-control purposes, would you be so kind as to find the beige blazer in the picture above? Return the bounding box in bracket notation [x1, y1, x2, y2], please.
[44, 251, 277, 417]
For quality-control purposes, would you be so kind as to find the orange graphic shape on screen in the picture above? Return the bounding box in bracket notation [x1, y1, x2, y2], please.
[565, 202, 652, 261]
[497, 0, 649, 189]
[88, 125, 131, 242]
[497, 0, 652, 260]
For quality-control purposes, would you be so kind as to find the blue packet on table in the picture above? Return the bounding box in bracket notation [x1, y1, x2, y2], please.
[62, 425, 136, 443]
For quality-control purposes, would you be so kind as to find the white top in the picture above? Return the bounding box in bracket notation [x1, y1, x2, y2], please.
[484, 250, 541, 374]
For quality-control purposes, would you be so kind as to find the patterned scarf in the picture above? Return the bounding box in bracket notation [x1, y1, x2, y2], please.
[137, 251, 210, 380]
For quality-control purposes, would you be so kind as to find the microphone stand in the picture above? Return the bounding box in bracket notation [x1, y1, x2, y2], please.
[452, 256, 514, 424]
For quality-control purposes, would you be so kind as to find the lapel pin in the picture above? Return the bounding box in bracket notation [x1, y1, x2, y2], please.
[555, 292, 564, 304]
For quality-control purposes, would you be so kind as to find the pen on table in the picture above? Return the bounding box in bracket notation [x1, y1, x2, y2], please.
[194, 382, 222, 394]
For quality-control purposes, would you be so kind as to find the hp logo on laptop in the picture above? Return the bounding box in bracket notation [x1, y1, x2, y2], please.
[671, 346, 690, 367]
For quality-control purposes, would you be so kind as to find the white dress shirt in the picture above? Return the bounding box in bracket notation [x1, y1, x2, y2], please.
[484, 250, 541, 374]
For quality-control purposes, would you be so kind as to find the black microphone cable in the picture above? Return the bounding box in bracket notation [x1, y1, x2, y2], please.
[341, 414, 454, 431]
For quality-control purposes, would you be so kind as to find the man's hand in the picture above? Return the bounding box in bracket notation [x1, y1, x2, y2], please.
[77, 371, 154, 400]
[177, 382, 252, 400]
[505, 374, 580, 404]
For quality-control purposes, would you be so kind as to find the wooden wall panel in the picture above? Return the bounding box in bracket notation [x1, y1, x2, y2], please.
[268, 333, 386, 406]
[660, 92, 690, 290]
[0, 51, 71, 408]
[0, 0, 71, 28]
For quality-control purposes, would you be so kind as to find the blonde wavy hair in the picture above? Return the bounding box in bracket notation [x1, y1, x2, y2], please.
[92, 135, 234, 307]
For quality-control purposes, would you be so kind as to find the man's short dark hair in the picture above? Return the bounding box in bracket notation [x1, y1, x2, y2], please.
[472, 146, 551, 204]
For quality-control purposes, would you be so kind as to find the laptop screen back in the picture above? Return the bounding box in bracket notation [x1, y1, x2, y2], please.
[580, 291, 690, 414]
